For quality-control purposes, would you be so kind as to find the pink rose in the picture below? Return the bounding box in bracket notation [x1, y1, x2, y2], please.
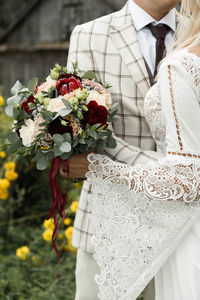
[37, 79, 57, 93]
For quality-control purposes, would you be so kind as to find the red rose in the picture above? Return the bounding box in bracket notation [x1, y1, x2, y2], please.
[56, 74, 82, 96]
[21, 95, 35, 113]
[83, 101, 108, 126]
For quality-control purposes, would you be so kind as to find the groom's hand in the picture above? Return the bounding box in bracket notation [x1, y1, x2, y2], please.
[60, 152, 90, 179]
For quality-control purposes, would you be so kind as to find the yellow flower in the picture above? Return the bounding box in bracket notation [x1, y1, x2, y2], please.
[67, 238, 72, 245]
[0, 179, 10, 189]
[0, 151, 6, 158]
[0, 188, 8, 200]
[64, 217, 72, 226]
[42, 229, 53, 242]
[40, 146, 49, 151]
[62, 244, 77, 254]
[74, 182, 83, 188]
[4, 161, 16, 170]
[0, 95, 4, 106]
[5, 170, 18, 181]
[16, 246, 30, 260]
[70, 201, 79, 213]
[58, 233, 64, 240]
[64, 226, 73, 240]
[43, 218, 55, 230]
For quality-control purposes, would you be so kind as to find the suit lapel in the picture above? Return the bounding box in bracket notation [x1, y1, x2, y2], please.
[109, 3, 151, 99]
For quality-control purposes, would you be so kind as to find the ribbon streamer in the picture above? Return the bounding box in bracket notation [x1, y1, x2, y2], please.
[47, 157, 69, 261]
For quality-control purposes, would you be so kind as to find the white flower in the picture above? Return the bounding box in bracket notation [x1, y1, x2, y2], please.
[19, 115, 44, 147]
[37, 78, 57, 93]
[47, 96, 66, 113]
[87, 90, 112, 109]
[47, 93, 74, 113]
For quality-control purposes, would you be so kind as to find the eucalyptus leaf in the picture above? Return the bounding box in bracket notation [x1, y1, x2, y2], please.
[106, 136, 117, 148]
[42, 110, 55, 121]
[36, 156, 49, 170]
[32, 150, 43, 162]
[96, 139, 106, 154]
[82, 71, 96, 80]
[88, 137, 95, 148]
[28, 77, 38, 93]
[61, 98, 72, 109]
[5, 94, 21, 117]
[52, 107, 72, 120]
[60, 151, 73, 160]
[8, 139, 22, 154]
[18, 88, 30, 95]
[59, 142, 71, 153]
[11, 80, 23, 95]
[13, 107, 20, 119]
[63, 133, 71, 143]
[7, 132, 19, 143]
[54, 146, 63, 157]
[53, 134, 64, 145]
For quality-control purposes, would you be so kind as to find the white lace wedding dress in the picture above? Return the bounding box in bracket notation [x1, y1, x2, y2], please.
[86, 49, 200, 300]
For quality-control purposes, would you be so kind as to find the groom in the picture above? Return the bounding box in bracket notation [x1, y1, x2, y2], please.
[62, 0, 179, 299]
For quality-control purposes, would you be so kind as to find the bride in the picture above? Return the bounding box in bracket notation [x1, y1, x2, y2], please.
[65, 0, 200, 299]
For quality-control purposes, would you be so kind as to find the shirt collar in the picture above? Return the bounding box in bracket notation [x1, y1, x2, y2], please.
[128, 0, 176, 32]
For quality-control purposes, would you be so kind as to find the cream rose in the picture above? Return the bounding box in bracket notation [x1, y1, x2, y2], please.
[87, 90, 112, 110]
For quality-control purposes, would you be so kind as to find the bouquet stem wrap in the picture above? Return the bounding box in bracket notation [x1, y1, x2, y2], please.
[48, 157, 69, 261]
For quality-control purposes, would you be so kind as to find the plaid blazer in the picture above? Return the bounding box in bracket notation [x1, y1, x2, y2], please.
[67, 2, 166, 253]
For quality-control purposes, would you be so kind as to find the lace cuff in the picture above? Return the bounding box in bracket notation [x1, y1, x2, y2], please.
[86, 153, 200, 300]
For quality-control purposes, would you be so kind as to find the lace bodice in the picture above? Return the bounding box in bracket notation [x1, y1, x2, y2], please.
[86, 50, 200, 300]
[144, 49, 200, 155]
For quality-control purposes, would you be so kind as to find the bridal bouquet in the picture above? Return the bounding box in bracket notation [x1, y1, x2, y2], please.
[5, 63, 117, 259]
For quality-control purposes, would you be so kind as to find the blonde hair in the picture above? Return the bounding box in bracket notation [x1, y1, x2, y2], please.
[167, 0, 200, 56]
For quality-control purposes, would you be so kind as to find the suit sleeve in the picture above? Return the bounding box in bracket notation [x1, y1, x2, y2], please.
[67, 25, 163, 166]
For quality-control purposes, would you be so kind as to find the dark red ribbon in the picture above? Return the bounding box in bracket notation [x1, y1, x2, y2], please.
[47, 157, 69, 262]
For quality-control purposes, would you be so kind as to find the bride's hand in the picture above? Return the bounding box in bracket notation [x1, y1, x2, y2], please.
[60, 152, 90, 179]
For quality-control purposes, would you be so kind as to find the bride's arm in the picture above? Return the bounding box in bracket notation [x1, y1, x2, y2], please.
[87, 57, 200, 203]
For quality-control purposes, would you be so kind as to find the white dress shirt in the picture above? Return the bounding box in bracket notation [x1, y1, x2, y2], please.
[128, 0, 176, 75]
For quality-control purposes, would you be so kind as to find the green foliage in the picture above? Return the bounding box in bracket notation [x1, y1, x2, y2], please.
[27, 77, 38, 93]
[0, 102, 80, 299]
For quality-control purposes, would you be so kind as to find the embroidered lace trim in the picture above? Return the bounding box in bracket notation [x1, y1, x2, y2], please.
[168, 65, 183, 150]
[144, 83, 166, 154]
[86, 154, 200, 299]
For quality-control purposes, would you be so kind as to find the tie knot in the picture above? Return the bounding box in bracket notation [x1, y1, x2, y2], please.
[147, 23, 171, 41]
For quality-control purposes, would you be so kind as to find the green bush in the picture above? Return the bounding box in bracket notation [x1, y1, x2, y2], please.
[0, 97, 143, 299]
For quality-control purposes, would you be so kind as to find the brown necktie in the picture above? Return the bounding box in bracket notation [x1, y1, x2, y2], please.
[147, 23, 171, 77]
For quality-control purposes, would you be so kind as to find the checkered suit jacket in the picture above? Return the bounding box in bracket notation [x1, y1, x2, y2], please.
[67, 2, 165, 253]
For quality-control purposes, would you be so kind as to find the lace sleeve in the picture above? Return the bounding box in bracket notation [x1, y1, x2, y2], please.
[144, 83, 166, 154]
[87, 59, 200, 203]
[85, 54, 200, 300]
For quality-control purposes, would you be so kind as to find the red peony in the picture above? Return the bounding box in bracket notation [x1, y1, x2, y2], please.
[21, 95, 35, 113]
[48, 118, 73, 136]
[56, 74, 82, 96]
[83, 100, 108, 127]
